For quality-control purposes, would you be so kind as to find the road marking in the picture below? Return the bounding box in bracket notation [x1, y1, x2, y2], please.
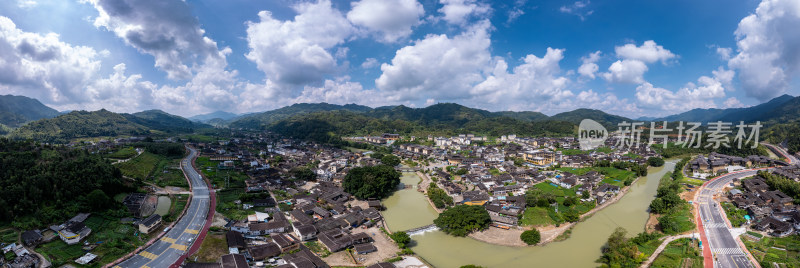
[186, 229, 199, 234]
[712, 247, 743, 255]
[139, 251, 158, 260]
[170, 244, 188, 251]
[705, 222, 727, 228]
[142, 266, 151, 268]
[161, 237, 177, 244]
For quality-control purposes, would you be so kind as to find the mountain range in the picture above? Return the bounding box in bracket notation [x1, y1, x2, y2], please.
[3, 94, 800, 147]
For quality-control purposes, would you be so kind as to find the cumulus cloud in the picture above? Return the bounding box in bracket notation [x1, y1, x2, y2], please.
[347, 0, 424, 43]
[635, 72, 731, 113]
[361, 58, 379, 69]
[723, 97, 746, 108]
[0, 16, 101, 105]
[716, 47, 733, 60]
[578, 51, 601, 79]
[602, 40, 676, 84]
[601, 60, 648, 84]
[376, 20, 492, 101]
[559, 1, 593, 21]
[615, 40, 676, 64]
[86, 0, 228, 80]
[470, 48, 573, 108]
[438, 0, 492, 26]
[728, 0, 800, 101]
[246, 0, 353, 87]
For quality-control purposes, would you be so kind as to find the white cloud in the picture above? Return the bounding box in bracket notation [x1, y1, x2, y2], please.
[246, 0, 354, 86]
[615, 40, 676, 64]
[470, 48, 573, 108]
[376, 20, 492, 101]
[347, 0, 424, 43]
[506, 0, 527, 24]
[0, 16, 101, 105]
[80, 63, 158, 112]
[559, 1, 593, 21]
[601, 60, 648, 84]
[716, 47, 732, 60]
[723, 97, 746, 108]
[86, 0, 228, 80]
[578, 51, 601, 79]
[361, 58, 379, 69]
[634, 73, 730, 114]
[728, 0, 800, 101]
[602, 40, 676, 84]
[438, 0, 492, 26]
[294, 78, 389, 106]
[16, 0, 37, 9]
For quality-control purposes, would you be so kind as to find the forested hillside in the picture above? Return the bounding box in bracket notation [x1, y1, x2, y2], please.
[0, 139, 127, 227]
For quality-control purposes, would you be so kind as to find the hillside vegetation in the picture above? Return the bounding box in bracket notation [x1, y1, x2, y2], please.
[0, 139, 127, 227]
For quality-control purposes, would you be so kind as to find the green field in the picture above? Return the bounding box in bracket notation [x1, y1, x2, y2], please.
[196, 157, 249, 189]
[154, 159, 189, 188]
[189, 233, 227, 262]
[650, 238, 703, 268]
[0, 228, 18, 244]
[557, 167, 635, 187]
[116, 152, 164, 180]
[744, 232, 800, 266]
[520, 207, 555, 226]
[106, 147, 138, 159]
[38, 214, 147, 267]
[216, 188, 255, 220]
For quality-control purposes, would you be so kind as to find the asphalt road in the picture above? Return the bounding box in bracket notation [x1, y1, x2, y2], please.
[698, 169, 758, 268]
[117, 147, 209, 268]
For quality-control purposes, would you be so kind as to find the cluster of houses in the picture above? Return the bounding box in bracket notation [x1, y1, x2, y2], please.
[1, 243, 39, 268]
[729, 167, 800, 237]
[691, 152, 783, 175]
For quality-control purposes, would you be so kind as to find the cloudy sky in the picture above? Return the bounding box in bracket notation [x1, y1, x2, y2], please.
[0, 0, 799, 118]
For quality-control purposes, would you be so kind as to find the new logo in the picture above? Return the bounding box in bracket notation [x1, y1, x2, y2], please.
[578, 119, 607, 150]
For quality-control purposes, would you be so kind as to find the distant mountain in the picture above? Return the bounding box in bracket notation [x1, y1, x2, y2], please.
[548, 108, 633, 129]
[229, 103, 372, 129]
[653, 94, 795, 123]
[124, 110, 210, 133]
[494, 111, 550, 122]
[189, 111, 239, 122]
[0, 95, 60, 127]
[9, 109, 208, 143]
[10, 109, 150, 143]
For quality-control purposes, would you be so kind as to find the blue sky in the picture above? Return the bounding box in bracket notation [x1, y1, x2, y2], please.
[0, 0, 798, 117]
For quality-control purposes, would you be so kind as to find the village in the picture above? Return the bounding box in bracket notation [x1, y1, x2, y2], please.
[3, 130, 795, 268]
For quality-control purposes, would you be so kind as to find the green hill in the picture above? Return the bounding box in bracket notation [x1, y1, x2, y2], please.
[0, 94, 60, 127]
[125, 109, 210, 133]
[10, 109, 150, 143]
[548, 108, 633, 129]
[229, 103, 372, 129]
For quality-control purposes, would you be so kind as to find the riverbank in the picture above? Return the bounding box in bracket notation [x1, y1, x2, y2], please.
[415, 171, 444, 214]
[466, 175, 645, 247]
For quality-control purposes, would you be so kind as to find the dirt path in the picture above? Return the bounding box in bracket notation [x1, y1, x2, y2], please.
[639, 234, 695, 268]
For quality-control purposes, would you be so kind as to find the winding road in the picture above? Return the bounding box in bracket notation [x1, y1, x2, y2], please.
[115, 147, 212, 268]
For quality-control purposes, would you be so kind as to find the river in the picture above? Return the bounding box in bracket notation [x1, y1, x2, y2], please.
[382, 160, 676, 268]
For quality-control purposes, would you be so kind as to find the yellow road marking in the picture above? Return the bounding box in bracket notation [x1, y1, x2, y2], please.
[142, 266, 151, 268]
[161, 237, 177, 244]
[170, 244, 188, 251]
[185, 229, 199, 234]
[139, 251, 158, 260]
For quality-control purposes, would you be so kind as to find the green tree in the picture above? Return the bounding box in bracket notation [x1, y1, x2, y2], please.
[597, 227, 645, 268]
[342, 165, 401, 199]
[291, 167, 317, 181]
[381, 154, 401, 166]
[563, 211, 580, 222]
[520, 229, 541, 245]
[389, 231, 412, 248]
[434, 205, 491, 237]
[87, 189, 111, 211]
[647, 157, 665, 167]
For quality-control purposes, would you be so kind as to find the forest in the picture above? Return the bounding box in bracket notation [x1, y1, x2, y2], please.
[0, 139, 128, 227]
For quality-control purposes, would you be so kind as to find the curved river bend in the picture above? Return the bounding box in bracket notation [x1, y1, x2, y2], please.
[382, 161, 676, 268]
